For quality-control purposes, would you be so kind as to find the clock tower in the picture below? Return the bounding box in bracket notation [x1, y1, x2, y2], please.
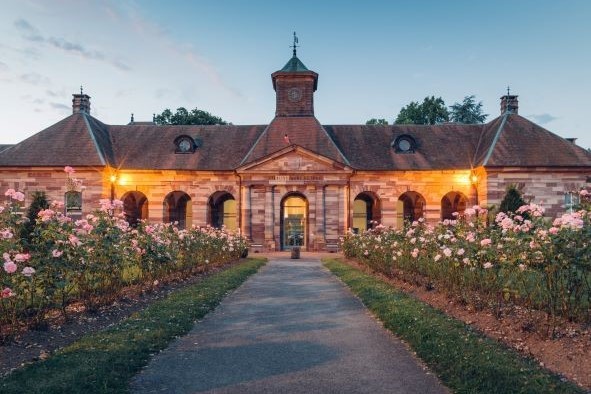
[272, 47, 318, 117]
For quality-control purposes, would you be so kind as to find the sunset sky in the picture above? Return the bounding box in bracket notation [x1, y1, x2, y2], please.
[1, 0, 590, 148]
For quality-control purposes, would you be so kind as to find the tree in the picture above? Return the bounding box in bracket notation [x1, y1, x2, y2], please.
[21, 191, 49, 245]
[450, 95, 488, 124]
[499, 184, 526, 214]
[154, 107, 228, 125]
[366, 118, 389, 125]
[395, 96, 449, 125]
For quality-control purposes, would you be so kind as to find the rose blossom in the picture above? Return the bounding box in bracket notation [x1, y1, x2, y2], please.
[22, 266, 36, 276]
[3, 261, 17, 274]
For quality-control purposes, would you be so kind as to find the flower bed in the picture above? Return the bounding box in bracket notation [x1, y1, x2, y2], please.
[342, 193, 591, 332]
[0, 189, 247, 338]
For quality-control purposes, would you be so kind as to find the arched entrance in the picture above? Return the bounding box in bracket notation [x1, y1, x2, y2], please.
[163, 191, 192, 229]
[122, 191, 148, 226]
[208, 191, 237, 231]
[353, 191, 381, 233]
[280, 193, 307, 250]
[441, 191, 468, 220]
[397, 191, 426, 225]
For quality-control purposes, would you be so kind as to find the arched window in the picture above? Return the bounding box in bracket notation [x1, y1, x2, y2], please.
[353, 191, 381, 233]
[122, 191, 148, 226]
[280, 193, 307, 249]
[441, 191, 468, 220]
[397, 191, 426, 225]
[208, 191, 237, 231]
[163, 191, 192, 229]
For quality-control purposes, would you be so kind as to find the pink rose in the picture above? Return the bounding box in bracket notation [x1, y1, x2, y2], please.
[64, 166, 75, 174]
[1, 287, 15, 298]
[3, 261, 17, 274]
[480, 238, 492, 247]
[14, 253, 30, 262]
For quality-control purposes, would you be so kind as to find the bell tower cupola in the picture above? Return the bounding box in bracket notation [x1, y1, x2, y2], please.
[271, 33, 318, 117]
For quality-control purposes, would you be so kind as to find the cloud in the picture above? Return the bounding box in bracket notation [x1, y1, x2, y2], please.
[528, 113, 558, 125]
[14, 19, 43, 42]
[14, 18, 131, 71]
[50, 102, 70, 112]
[0, 61, 8, 70]
[20, 72, 50, 85]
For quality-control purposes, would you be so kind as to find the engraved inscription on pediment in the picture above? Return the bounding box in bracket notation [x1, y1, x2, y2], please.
[249, 151, 337, 172]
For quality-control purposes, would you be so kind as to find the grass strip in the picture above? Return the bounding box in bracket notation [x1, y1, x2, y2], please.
[324, 258, 583, 394]
[0, 258, 266, 394]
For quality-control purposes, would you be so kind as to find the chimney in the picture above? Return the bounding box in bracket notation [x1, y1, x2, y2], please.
[500, 94, 518, 115]
[565, 138, 577, 145]
[72, 87, 91, 114]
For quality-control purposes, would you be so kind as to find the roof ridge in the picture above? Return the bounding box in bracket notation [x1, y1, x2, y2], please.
[472, 119, 494, 166]
[239, 123, 272, 166]
[317, 120, 350, 166]
[482, 113, 510, 166]
[82, 113, 106, 165]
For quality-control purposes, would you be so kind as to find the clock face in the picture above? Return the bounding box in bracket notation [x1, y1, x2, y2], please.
[287, 87, 302, 102]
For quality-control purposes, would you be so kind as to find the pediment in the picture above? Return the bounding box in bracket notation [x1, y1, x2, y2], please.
[237, 145, 352, 174]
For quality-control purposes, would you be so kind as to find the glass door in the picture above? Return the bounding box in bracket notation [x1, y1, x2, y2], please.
[282, 195, 306, 249]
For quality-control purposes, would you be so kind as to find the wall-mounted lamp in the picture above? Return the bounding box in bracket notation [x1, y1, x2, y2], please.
[109, 174, 117, 202]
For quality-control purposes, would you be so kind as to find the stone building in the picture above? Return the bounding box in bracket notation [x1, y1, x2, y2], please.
[1, 50, 590, 252]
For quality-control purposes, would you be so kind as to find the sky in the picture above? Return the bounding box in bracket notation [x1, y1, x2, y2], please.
[1, 0, 590, 148]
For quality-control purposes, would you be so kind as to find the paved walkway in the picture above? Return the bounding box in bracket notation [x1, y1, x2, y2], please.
[131, 255, 447, 393]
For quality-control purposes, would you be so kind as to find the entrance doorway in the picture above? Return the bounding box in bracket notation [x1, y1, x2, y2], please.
[280, 194, 307, 249]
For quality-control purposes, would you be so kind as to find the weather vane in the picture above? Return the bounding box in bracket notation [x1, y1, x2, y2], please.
[290, 31, 299, 56]
[506, 85, 511, 96]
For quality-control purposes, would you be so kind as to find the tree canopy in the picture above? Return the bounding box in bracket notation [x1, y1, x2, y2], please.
[449, 95, 488, 124]
[154, 107, 228, 125]
[366, 118, 389, 125]
[394, 96, 449, 125]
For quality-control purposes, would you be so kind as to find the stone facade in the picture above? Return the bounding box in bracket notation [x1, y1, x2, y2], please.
[1, 51, 590, 252]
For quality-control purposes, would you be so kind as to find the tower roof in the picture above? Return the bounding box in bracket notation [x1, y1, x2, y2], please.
[279, 55, 310, 72]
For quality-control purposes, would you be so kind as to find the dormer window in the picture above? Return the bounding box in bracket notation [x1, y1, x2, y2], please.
[392, 135, 417, 153]
[174, 135, 196, 154]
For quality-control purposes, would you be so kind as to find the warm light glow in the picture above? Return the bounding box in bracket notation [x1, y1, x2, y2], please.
[454, 171, 473, 186]
[117, 174, 131, 186]
[470, 174, 479, 184]
[109, 174, 117, 183]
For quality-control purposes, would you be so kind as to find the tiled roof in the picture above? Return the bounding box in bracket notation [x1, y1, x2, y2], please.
[325, 123, 483, 170]
[241, 116, 349, 166]
[109, 124, 266, 170]
[0, 113, 113, 167]
[1, 112, 589, 171]
[475, 113, 591, 167]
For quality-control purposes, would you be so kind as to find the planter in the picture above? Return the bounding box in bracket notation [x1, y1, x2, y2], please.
[291, 247, 300, 259]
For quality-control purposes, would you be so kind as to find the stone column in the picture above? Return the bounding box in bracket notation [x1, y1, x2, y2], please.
[264, 185, 276, 251]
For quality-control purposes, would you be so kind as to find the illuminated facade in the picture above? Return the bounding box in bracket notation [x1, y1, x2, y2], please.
[1, 52, 590, 252]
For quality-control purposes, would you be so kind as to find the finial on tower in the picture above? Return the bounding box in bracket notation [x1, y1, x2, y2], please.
[80, 85, 84, 95]
[130, 113, 134, 123]
[506, 85, 511, 96]
[290, 31, 299, 57]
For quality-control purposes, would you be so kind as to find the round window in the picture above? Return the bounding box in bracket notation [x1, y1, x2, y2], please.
[178, 138, 192, 152]
[398, 138, 412, 152]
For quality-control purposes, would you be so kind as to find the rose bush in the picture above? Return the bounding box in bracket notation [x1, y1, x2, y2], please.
[342, 191, 591, 332]
[0, 186, 248, 337]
